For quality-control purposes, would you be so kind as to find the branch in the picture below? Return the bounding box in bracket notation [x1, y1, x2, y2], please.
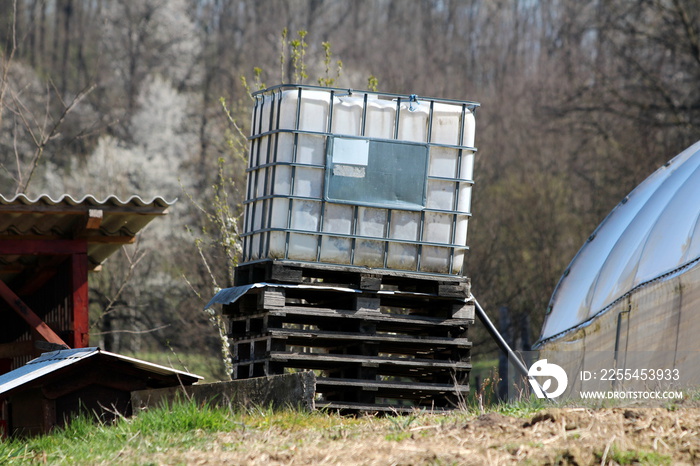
[89, 241, 148, 330]
[0, 0, 17, 131]
[15, 83, 96, 194]
[90, 324, 170, 336]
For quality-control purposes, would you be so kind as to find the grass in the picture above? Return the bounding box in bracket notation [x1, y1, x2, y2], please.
[1, 396, 695, 464]
[0, 400, 243, 464]
[0, 400, 374, 465]
[602, 445, 673, 465]
[0, 398, 528, 465]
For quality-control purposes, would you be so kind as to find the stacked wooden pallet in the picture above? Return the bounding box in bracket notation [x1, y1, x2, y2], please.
[223, 261, 474, 412]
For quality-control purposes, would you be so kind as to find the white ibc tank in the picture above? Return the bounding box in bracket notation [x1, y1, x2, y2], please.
[243, 85, 479, 276]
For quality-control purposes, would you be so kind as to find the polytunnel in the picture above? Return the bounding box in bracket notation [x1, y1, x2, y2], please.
[535, 140, 700, 391]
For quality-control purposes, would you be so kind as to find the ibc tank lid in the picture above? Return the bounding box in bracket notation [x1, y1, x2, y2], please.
[251, 83, 480, 108]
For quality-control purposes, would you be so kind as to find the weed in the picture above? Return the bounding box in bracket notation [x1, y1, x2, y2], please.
[603, 446, 672, 465]
[385, 431, 412, 442]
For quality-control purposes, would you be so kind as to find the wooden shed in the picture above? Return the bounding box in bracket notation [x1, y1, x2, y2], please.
[0, 194, 172, 373]
[0, 347, 201, 436]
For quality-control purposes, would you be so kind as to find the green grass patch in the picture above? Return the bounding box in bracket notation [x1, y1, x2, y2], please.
[603, 446, 672, 465]
[0, 399, 242, 464]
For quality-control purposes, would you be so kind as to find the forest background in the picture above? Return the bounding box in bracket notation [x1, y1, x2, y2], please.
[1, 0, 698, 380]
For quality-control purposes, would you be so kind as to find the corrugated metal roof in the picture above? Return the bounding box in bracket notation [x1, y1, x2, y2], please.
[0, 347, 202, 397]
[0, 194, 174, 272]
[539, 140, 700, 343]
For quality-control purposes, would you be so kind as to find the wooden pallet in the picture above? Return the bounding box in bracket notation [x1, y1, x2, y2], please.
[234, 260, 471, 298]
[224, 271, 473, 410]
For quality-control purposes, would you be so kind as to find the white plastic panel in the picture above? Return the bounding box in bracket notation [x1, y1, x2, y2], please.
[460, 150, 475, 181]
[390, 211, 420, 241]
[292, 167, 323, 198]
[429, 147, 458, 178]
[365, 99, 396, 139]
[388, 243, 417, 270]
[270, 198, 288, 228]
[331, 97, 363, 136]
[290, 200, 320, 231]
[354, 239, 385, 267]
[357, 207, 387, 238]
[323, 203, 353, 234]
[320, 235, 352, 263]
[420, 246, 450, 273]
[296, 134, 326, 165]
[431, 103, 463, 146]
[426, 180, 455, 210]
[288, 233, 318, 260]
[398, 104, 429, 142]
[272, 166, 291, 195]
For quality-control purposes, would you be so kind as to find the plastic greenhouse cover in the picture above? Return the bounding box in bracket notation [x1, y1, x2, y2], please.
[539, 140, 700, 342]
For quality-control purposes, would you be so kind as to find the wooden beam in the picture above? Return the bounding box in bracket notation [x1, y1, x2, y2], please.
[71, 253, 89, 348]
[0, 279, 69, 347]
[41, 367, 147, 400]
[14, 256, 66, 295]
[86, 209, 103, 229]
[77, 235, 136, 244]
[0, 239, 87, 255]
[72, 209, 103, 239]
[0, 205, 168, 215]
[0, 340, 34, 359]
[0, 235, 137, 245]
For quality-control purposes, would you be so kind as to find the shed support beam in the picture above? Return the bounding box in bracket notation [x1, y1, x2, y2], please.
[0, 279, 69, 348]
[71, 253, 89, 348]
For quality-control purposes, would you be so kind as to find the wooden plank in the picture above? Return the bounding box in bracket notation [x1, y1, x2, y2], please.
[14, 256, 65, 295]
[0, 239, 87, 255]
[40, 368, 147, 399]
[316, 400, 452, 413]
[269, 264, 303, 283]
[0, 340, 34, 359]
[0, 204, 167, 215]
[316, 377, 469, 393]
[258, 289, 285, 309]
[72, 209, 103, 239]
[269, 351, 471, 369]
[266, 328, 471, 348]
[42, 398, 57, 434]
[268, 307, 471, 328]
[71, 253, 89, 348]
[354, 296, 380, 312]
[0, 279, 68, 347]
[272, 260, 470, 283]
[359, 274, 382, 290]
[76, 235, 136, 244]
[438, 282, 470, 298]
[452, 302, 475, 319]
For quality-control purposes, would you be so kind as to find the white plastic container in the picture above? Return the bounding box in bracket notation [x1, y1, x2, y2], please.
[243, 85, 479, 276]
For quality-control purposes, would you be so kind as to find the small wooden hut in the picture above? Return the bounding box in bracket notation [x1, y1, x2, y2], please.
[0, 194, 172, 373]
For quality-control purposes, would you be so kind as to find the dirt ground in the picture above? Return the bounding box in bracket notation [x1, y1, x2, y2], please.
[145, 403, 700, 465]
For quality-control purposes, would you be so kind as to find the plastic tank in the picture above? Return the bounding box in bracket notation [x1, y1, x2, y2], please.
[242, 84, 479, 276]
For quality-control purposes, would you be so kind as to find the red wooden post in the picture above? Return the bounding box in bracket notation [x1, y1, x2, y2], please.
[71, 250, 89, 348]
